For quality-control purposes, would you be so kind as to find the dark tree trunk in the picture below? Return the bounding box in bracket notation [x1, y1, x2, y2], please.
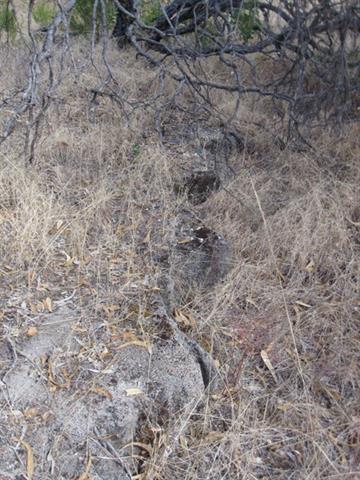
[112, 0, 136, 46]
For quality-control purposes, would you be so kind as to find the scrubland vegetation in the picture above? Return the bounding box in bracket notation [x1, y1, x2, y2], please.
[0, 0, 359, 478]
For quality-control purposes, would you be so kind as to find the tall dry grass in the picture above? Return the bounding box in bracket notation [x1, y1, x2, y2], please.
[0, 40, 359, 479]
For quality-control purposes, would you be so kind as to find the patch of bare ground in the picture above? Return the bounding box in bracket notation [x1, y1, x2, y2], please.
[0, 43, 360, 479]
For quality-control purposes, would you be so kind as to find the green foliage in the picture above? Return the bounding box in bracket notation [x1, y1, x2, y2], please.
[0, 2, 16, 40]
[141, 0, 162, 26]
[32, 2, 56, 27]
[197, 20, 220, 48]
[70, 0, 116, 35]
[231, 0, 262, 42]
[131, 143, 141, 157]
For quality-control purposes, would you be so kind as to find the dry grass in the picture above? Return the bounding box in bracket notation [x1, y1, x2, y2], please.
[0, 40, 359, 480]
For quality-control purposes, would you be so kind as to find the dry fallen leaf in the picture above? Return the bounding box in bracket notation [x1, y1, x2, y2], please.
[295, 300, 312, 308]
[47, 357, 71, 389]
[77, 453, 92, 480]
[43, 297, 52, 312]
[177, 237, 193, 244]
[245, 297, 258, 308]
[305, 259, 315, 273]
[116, 340, 152, 354]
[102, 304, 120, 318]
[19, 440, 34, 479]
[276, 401, 294, 412]
[63, 252, 78, 267]
[24, 407, 38, 418]
[12, 410, 23, 420]
[27, 271, 36, 286]
[122, 330, 140, 341]
[26, 326, 38, 337]
[122, 441, 153, 456]
[71, 324, 87, 333]
[179, 435, 188, 449]
[99, 347, 111, 361]
[125, 387, 143, 396]
[29, 302, 39, 314]
[260, 350, 278, 383]
[143, 230, 151, 243]
[203, 431, 225, 444]
[42, 411, 51, 422]
[91, 385, 113, 399]
[174, 308, 196, 329]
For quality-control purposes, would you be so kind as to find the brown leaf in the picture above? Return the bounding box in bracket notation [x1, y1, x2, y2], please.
[43, 297, 52, 312]
[63, 252, 77, 267]
[26, 326, 38, 337]
[122, 441, 153, 456]
[29, 302, 39, 314]
[102, 304, 119, 318]
[260, 350, 278, 383]
[27, 271, 36, 286]
[174, 309, 196, 329]
[116, 340, 152, 354]
[305, 259, 315, 273]
[142, 230, 151, 243]
[47, 357, 70, 389]
[77, 453, 92, 480]
[24, 407, 38, 418]
[91, 385, 113, 399]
